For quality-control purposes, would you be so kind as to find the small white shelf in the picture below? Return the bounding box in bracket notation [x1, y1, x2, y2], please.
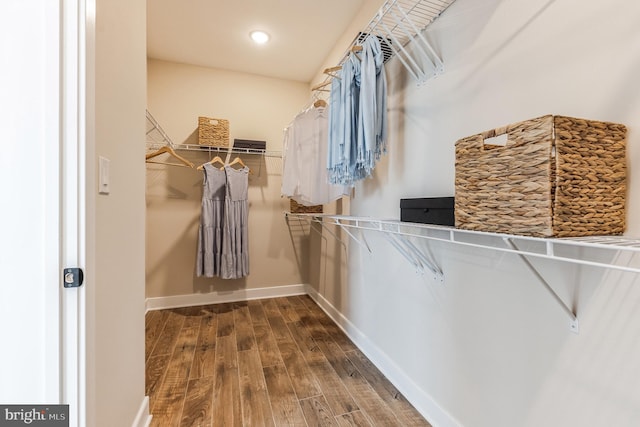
[285, 213, 640, 333]
[146, 141, 282, 158]
[146, 110, 282, 158]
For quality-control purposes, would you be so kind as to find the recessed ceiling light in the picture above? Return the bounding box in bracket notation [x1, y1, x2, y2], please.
[250, 30, 270, 45]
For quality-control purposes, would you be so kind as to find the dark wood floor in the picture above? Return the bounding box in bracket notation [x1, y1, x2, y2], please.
[146, 295, 432, 426]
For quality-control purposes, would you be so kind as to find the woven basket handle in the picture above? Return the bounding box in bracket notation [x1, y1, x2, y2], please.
[481, 125, 510, 147]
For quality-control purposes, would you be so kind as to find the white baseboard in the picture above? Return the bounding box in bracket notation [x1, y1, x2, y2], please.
[304, 285, 461, 427]
[131, 396, 151, 427]
[145, 284, 307, 312]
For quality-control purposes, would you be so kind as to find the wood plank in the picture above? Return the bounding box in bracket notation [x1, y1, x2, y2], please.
[335, 411, 373, 427]
[149, 311, 185, 358]
[247, 299, 268, 325]
[151, 325, 199, 424]
[300, 395, 339, 427]
[291, 298, 315, 323]
[297, 304, 332, 344]
[261, 298, 282, 319]
[274, 296, 300, 322]
[191, 315, 217, 379]
[158, 324, 199, 383]
[178, 305, 207, 329]
[286, 295, 310, 312]
[286, 320, 323, 364]
[212, 335, 241, 426]
[234, 304, 256, 351]
[267, 314, 295, 345]
[197, 304, 219, 317]
[298, 295, 324, 313]
[253, 323, 282, 368]
[145, 310, 167, 361]
[345, 349, 430, 426]
[277, 340, 321, 399]
[285, 297, 364, 415]
[216, 303, 235, 337]
[296, 298, 428, 424]
[146, 352, 171, 397]
[306, 356, 359, 417]
[180, 376, 214, 427]
[297, 299, 358, 353]
[318, 340, 400, 426]
[314, 312, 358, 353]
[150, 376, 188, 427]
[263, 364, 307, 426]
[237, 349, 275, 427]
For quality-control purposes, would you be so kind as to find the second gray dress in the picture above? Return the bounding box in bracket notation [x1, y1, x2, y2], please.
[220, 165, 250, 279]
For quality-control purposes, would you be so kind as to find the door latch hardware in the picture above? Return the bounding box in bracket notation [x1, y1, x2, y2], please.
[63, 268, 84, 288]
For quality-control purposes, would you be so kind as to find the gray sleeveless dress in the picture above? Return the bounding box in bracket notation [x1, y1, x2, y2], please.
[196, 164, 226, 277]
[220, 165, 250, 279]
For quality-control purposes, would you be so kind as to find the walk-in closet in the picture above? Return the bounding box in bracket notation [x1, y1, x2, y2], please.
[142, 0, 640, 426]
[8, 0, 637, 425]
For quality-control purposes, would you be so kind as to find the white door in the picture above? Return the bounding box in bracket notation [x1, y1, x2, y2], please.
[0, 1, 86, 426]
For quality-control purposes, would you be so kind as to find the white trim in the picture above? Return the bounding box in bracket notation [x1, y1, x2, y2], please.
[304, 285, 462, 427]
[131, 396, 152, 427]
[60, 1, 86, 426]
[145, 284, 307, 312]
[82, 0, 96, 424]
[43, 0, 62, 402]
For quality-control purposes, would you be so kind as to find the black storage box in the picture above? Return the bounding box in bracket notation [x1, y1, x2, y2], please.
[400, 197, 455, 226]
[233, 139, 266, 150]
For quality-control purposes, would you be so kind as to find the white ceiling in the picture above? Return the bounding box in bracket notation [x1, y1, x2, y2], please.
[147, 0, 372, 83]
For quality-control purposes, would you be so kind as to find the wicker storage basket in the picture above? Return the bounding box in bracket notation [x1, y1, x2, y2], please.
[455, 115, 627, 237]
[198, 116, 230, 147]
[290, 199, 323, 214]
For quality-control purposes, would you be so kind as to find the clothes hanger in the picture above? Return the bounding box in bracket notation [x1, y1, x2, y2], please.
[323, 65, 342, 79]
[145, 145, 194, 168]
[313, 99, 328, 108]
[350, 45, 363, 61]
[311, 80, 331, 92]
[226, 156, 253, 174]
[196, 155, 225, 170]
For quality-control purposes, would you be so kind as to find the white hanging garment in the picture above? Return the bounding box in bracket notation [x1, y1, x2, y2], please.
[282, 104, 350, 206]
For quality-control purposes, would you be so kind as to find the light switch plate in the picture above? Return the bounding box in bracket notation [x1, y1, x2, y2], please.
[99, 156, 110, 195]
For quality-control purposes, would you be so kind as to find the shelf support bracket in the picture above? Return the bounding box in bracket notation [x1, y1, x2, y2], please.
[400, 236, 444, 283]
[383, 233, 424, 274]
[504, 238, 579, 333]
[333, 219, 372, 253]
[384, 233, 444, 282]
[315, 221, 347, 251]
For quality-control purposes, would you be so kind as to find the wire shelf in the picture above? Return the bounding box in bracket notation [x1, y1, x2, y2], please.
[145, 110, 282, 158]
[285, 213, 640, 273]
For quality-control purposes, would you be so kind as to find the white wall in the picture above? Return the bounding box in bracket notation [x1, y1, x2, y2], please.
[86, 0, 147, 425]
[316, 0, 640, 426]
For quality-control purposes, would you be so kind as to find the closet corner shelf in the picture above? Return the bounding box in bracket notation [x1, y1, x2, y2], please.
[147, 142, 282, 158]
[322, 0, 457, 88]
[285, 213, 640, 334]
[145, 110, 282, 158]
